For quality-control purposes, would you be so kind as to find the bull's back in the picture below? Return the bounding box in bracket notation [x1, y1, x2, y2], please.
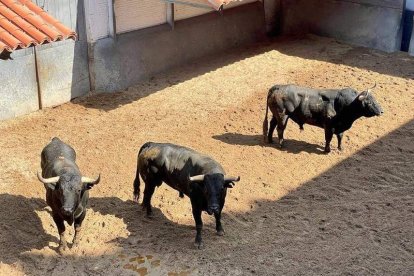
[42, 138, 76, 162]
[41, 138, 77, 175]
[138, 142, 224, 186]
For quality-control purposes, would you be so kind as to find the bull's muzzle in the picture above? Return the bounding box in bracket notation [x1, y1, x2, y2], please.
[62, 207, 75, 217]
[208, 205, 220, 215]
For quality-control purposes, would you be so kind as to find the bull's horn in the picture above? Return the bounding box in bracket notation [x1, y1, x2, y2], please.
[367, 82, 377, 93]
[189, 175, 205, 182]
[81, 174, 100, 184]
[37, 172, 60, 184]
[224, 176, 240, 182]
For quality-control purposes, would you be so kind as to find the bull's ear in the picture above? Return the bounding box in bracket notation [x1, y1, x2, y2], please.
[84, 182, 96, 190]
[358, 91, 368, 101]
[224, 182, 235, 188]
[189, 181, 204, 194]
[82, 174, 100, 190]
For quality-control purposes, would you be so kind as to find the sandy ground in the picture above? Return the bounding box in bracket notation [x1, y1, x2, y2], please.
[0, 36, 413, 275]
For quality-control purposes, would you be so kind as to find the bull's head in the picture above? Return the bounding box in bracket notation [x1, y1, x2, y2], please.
[189, 174, 240, 215]
[37, 172, 100, 221]
[357, 83, 383, 117]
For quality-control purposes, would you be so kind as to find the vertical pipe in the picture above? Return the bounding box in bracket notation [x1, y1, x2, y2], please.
[33, 46, 43, 110]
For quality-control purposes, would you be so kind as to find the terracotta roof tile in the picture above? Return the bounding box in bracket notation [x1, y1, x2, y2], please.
[0, 0, 76, 58]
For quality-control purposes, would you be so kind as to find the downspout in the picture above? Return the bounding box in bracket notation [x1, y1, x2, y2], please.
[33, 46, 43, 110]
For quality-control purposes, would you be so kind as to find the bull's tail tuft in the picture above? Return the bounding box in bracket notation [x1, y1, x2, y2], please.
[133, 162, 140, 202]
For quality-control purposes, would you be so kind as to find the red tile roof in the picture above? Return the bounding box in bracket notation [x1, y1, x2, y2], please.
[0, 0, 76, 58]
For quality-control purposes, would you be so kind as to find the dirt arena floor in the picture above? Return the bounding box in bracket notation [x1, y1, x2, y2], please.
[0, 36, 413, 275]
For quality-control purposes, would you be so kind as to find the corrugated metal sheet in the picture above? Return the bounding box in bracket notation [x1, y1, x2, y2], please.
[0, 0, 76, 58]
[175, 0, 211, 21]
[115, 0, 167, 34]
[175, 0, 258, 21]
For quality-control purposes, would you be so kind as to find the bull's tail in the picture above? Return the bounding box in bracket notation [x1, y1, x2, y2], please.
[133, 142, 152, 202]
[133, 157, 141, 202]
[262, 88, 273, 142]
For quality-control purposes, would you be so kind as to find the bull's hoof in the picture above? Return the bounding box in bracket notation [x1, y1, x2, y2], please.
[338, 146, 343, 151]
[217, 230, 225, 236]
[324, 148, 331, 154]
[146, 212, 154, 219]
[72, 237, 81, 248]
[58, 244, 68, 254]
[133, 194, 139, 203]
[194, 241, 204, 250]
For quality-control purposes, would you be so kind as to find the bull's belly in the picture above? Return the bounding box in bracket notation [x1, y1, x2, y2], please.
[289, 114, 326, 129]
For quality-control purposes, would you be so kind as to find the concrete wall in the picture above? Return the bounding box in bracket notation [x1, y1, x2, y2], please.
[264, 0, 282, 35]
[35, 0, 90, 108]
[0, 49, 39, 120]
[0, 0, 90, 121]
[281, 0, 404, 52]
[90, 2, 265, 92]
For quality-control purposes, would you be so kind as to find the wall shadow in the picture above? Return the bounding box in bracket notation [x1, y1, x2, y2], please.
[0, 194, 56, 264]
[213, 132, 325, 154]
[2, 119, 412, 275]
[230, 118, 414, 274]
[88, 197, 194, 248]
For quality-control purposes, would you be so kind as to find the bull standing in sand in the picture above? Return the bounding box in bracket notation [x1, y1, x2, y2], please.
[263, 84, 383, 153]
[133, 142, 240, 249]
[37, 137, 100, 252]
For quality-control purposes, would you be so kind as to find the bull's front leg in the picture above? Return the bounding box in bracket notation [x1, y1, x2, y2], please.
[52, 213, 68, 253]
[214, 211, 225, 236]
[73, 210, 86, 247]
[336, 132, 344, 151]
[324, 128, 334, 153]
[192, 208, 203, 249]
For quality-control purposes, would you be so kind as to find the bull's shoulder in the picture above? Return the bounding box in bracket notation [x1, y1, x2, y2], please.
[335, 88, 359, 105]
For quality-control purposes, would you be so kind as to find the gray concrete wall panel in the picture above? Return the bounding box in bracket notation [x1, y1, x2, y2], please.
[35, 0, 90, 108]
[0, 52, 39, 120]
[36, 40, 90, 108]
[282, 0, 404, 52]
[91, 3, 265, 92]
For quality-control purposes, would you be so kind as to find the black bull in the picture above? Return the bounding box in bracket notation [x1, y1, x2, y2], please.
[263, 84, 383, 152]
[37, 137, 100, 252]
[133, 142, 240, 249]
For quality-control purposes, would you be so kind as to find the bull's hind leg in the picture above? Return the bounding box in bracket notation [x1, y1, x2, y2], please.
[277, 115, 289, 148]
[142, 177, 161, 218]
[52, 213, 67, 253]
[267, 117, 277, 144]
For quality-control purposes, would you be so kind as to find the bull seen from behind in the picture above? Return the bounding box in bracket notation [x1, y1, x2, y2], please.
[263, 84, 383, 153]
[37, 137, 100, 252]
[133, 142, 240, 249]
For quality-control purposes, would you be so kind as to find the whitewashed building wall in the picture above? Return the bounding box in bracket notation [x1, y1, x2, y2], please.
[114, 0, 167, 33]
